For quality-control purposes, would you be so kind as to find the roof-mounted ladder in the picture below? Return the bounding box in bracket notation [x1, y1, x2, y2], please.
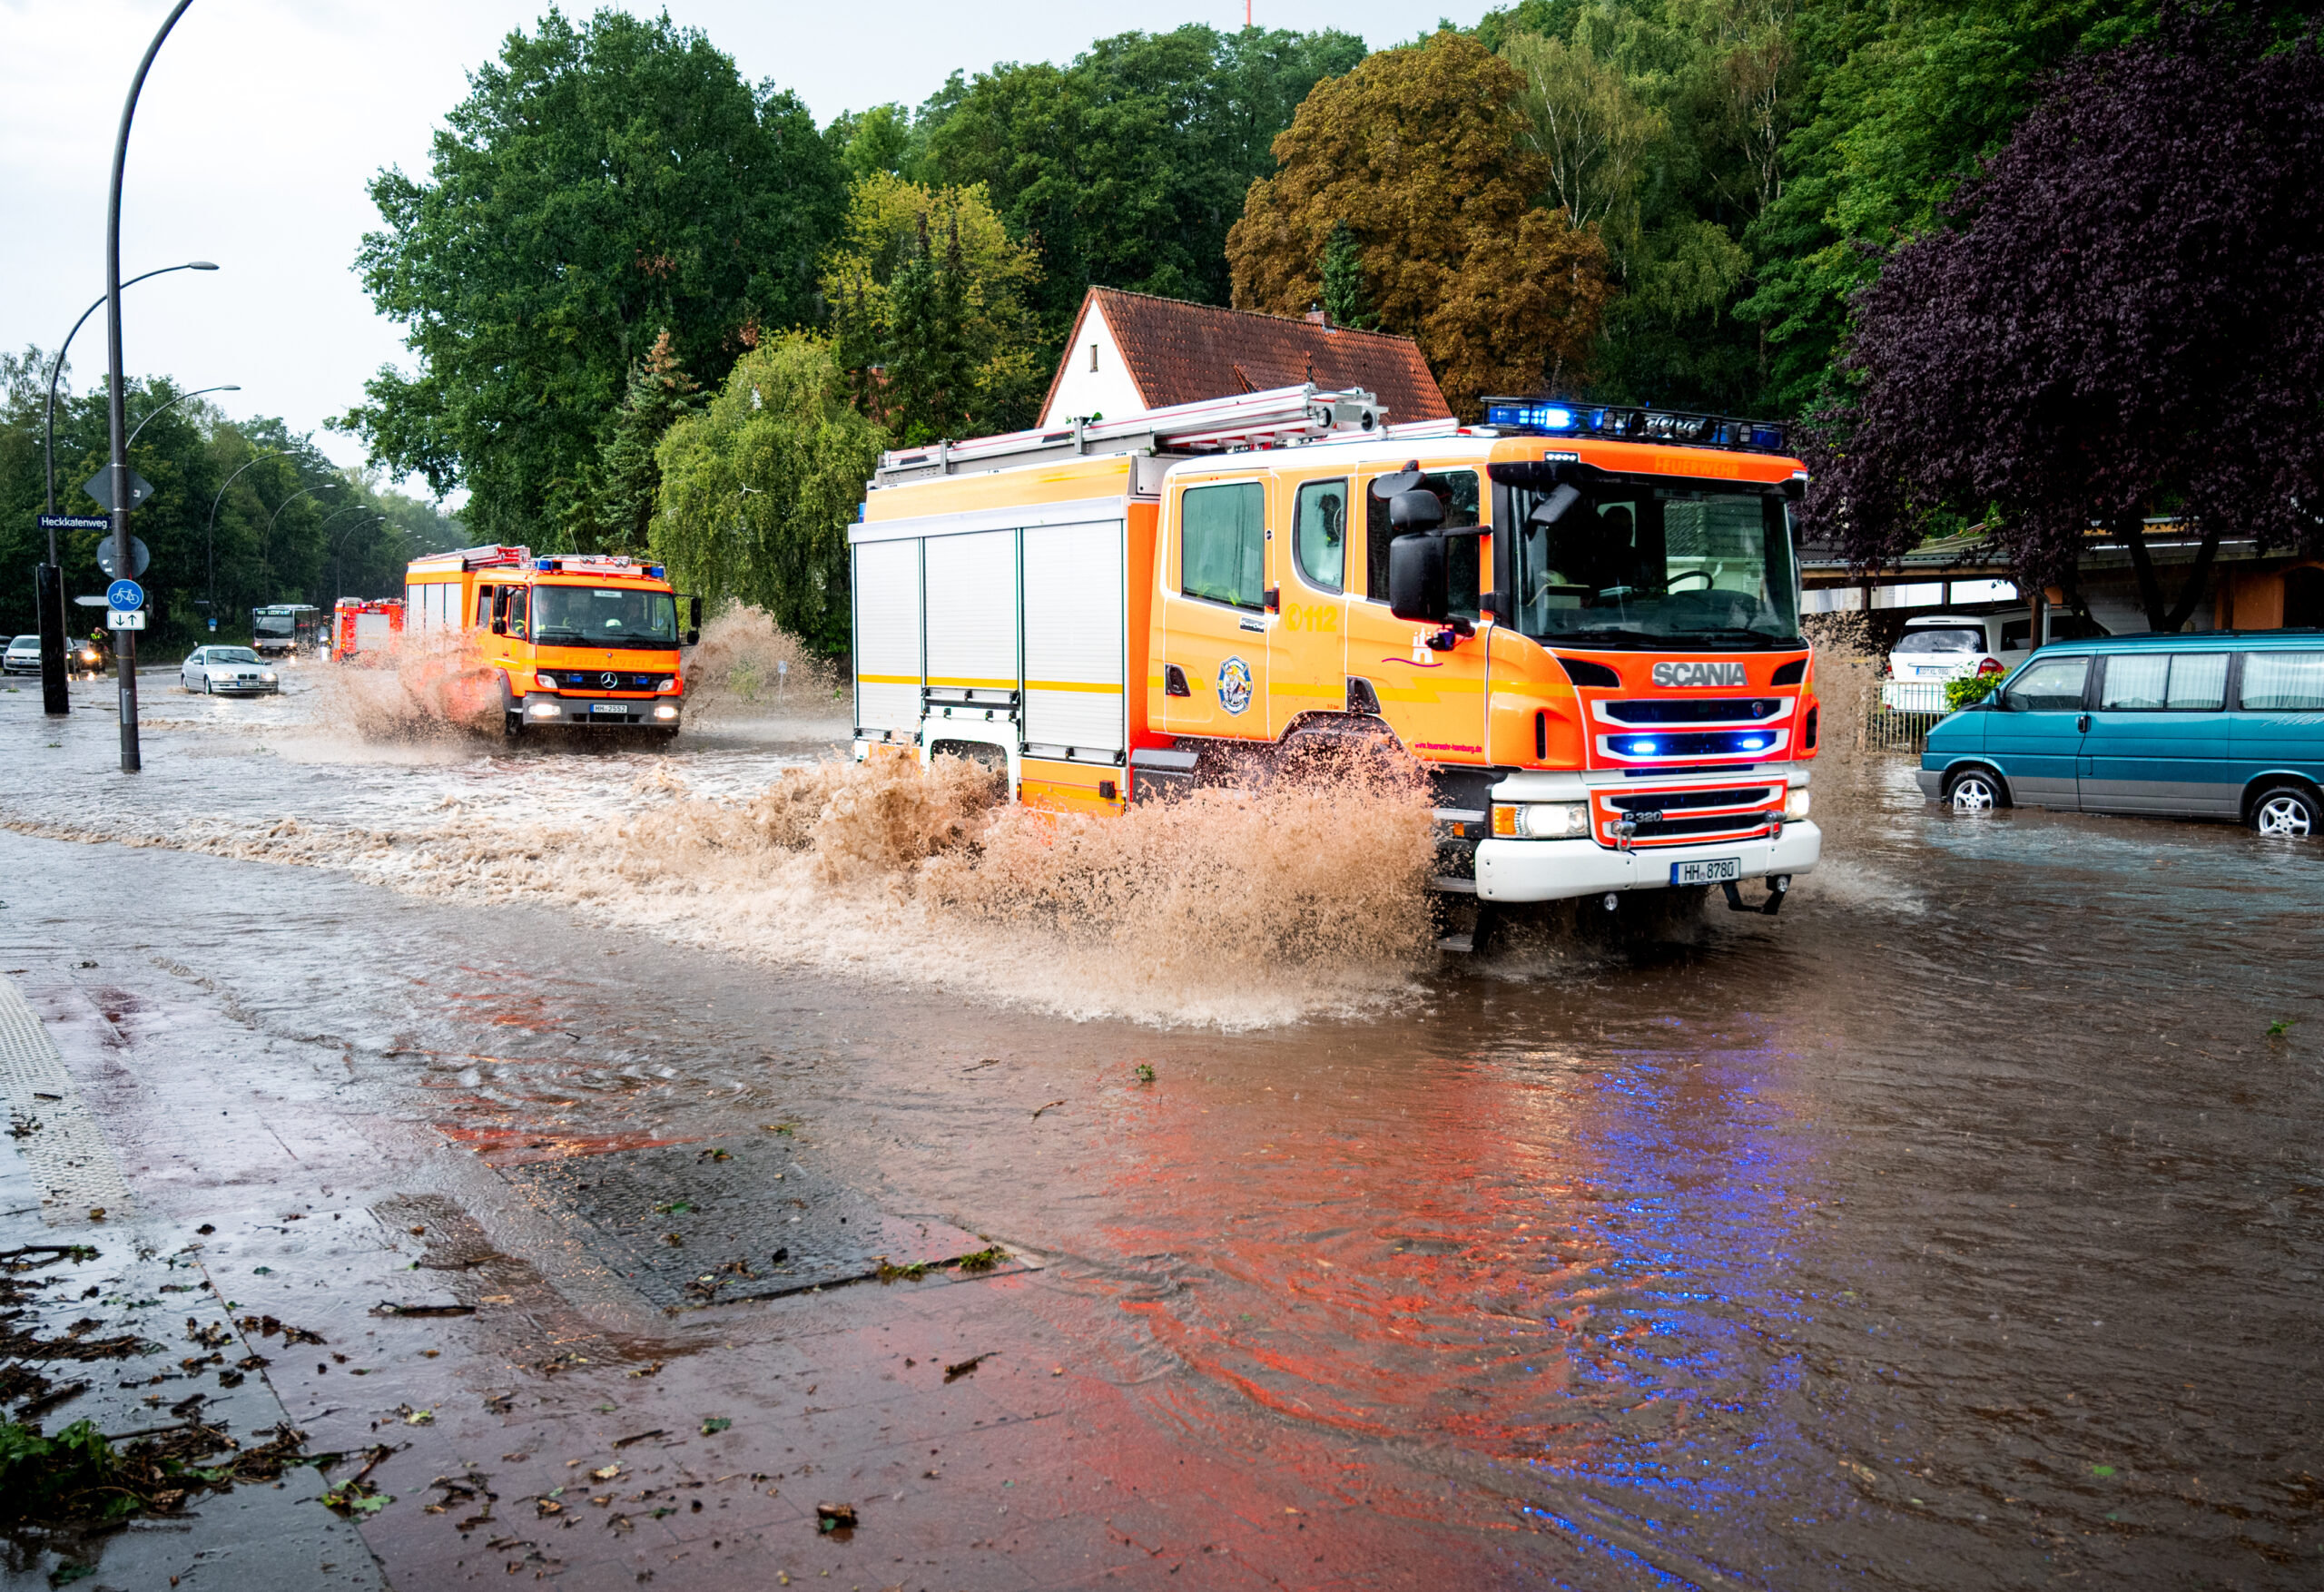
[872, 384, 1389, 486]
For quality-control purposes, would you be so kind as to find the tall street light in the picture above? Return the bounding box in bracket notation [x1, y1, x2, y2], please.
[105, 0, 201, 773]
[261, 480, 343, 594]
[203, 447, 297, 620]
[36, 258, 216, 717]
[326, 511, 389, 603]
[125, 382, 237, 449]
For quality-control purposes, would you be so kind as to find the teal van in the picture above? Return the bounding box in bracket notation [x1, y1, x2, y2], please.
[1918, 632, 2324, 837]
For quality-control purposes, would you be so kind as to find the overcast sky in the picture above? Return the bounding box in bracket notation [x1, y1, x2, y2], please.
[1, 0, 1489, 506]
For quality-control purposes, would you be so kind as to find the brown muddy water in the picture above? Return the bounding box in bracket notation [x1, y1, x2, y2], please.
[2, 663, 2320, 1589]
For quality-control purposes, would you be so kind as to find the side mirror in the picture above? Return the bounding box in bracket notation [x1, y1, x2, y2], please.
[684, 630, 700, 647]
[1389, 489, 1444, 533]
[688, 595, 704, 629]
[1529, 483, 1581, 526]
[1388, 534, 1449, 623]
[491, 619, 507, 635]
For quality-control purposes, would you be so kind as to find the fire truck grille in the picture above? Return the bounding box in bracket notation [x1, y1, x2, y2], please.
[538, 671, 673, 692]
[1593, 783, 1783, 847]
[1600, 697, 1785, 724]
[1608, 785, 1778, 813]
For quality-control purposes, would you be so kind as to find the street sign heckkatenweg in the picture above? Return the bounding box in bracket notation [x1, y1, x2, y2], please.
[37, 514, 108, 532]
[80, 468, 154, 515]
[107, 578, 143, 612]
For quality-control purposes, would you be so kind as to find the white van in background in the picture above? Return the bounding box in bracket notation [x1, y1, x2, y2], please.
[1882, 611, 2112, 711]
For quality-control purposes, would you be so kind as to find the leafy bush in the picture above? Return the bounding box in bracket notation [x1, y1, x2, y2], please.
[1945, 673, 2003, 712]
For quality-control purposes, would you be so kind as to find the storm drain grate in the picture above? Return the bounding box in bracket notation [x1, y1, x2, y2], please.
[500, 1136, 994, 1311]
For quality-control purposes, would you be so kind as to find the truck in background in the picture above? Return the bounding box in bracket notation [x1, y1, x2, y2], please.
[402, 546, 697, 738]
[330, 596, 404, 664]
[850, 384, 1823, 935]
[251, 604, 326, 659]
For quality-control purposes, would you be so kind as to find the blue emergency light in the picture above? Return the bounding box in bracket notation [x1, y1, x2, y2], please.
[1482, 398, 1787, 455]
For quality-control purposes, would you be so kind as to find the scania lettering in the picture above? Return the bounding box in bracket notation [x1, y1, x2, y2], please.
[849, 386, 1822, 924]
[402, 546, 697, 739]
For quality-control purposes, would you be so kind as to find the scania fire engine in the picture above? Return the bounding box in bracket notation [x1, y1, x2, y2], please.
[849, 385, 1823, 928]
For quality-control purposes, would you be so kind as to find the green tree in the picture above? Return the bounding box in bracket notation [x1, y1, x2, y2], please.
[340, 8, 847, 545]
[820, 175, 1045, 438]
[1319, 221, 1376, 330]
[1227, 30, 1612, 415]
[566, 328, 701, 554]
[826, 103, 916, 182]
[919, 25, 1365, 339]
[651, 336, 887, 654]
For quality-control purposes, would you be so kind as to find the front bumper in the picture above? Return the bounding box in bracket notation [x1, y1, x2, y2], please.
[1476, 821, 1823, 903]
[520, 691, 681, 728]
[1915, 768, 1944, 799]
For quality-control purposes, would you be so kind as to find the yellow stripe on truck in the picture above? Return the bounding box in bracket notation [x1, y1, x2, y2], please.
[860, 673, 1123, 694]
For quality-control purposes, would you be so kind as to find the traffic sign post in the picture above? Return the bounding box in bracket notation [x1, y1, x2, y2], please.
[105, 610, 147, 631]
[32, 516, 101, 717]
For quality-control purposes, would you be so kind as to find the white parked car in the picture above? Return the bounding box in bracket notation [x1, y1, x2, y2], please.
[181, 645, 280, 696]
[3, 634, 41, 675]
[1882, 610, 2115, 711]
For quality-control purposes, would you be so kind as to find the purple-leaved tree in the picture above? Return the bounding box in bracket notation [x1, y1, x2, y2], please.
[1806, 14, 2324, 631]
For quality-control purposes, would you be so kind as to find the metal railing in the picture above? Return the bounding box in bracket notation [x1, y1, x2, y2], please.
[1861, 701, 1942, 754]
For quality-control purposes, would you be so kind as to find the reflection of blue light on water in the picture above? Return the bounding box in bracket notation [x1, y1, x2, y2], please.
[1506, 1028, 1813, 1567]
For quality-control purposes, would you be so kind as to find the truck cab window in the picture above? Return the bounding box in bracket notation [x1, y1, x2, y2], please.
[1366, 468, 1479, 617]
[1180, 481, 1266, 610]
[1293, 478, 1347, 594]
[505, 585, 527, 638]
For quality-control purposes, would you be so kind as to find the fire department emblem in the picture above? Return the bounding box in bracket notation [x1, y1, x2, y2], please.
[1216, 656, 1254, 716]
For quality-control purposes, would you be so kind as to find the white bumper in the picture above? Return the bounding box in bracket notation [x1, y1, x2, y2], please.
[1476, 821, 1822, 903]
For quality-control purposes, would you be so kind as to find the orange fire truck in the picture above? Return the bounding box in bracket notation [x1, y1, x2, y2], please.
[851, 385, 1823, 924]
[330, 596, 404, 664]
[402, 546, 697, 738]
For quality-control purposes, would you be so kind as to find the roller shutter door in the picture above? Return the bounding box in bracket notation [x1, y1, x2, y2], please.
[852, 538, 922, 732]
[1021, 520, 1126, 752]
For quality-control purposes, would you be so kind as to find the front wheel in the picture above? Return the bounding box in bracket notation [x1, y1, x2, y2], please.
[1944, 767, 2006, 812]
[2250, 785, 2318, 838]
[203, 679, 215, 696]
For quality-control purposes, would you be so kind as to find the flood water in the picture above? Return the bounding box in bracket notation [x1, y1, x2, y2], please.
[3, 662, 2319, 1589]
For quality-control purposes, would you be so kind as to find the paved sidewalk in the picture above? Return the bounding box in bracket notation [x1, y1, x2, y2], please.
[1, 976, 389, 1592]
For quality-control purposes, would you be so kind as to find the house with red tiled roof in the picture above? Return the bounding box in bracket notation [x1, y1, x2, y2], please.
[1037, 287, 1452, 430]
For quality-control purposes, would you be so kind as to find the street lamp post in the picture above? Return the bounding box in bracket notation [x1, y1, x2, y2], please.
[261, 480, 342, 593]
[203, 447, 297, 617]
[325, 511, 389, 603]
[124, 382, 237, 450]
[105, 0, 200, 773]
[35, 259, 216, 717]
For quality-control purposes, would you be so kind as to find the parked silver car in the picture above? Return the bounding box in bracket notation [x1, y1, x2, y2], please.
[180, 645, 280, 695]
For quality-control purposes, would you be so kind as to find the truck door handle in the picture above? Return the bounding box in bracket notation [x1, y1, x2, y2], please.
[2076, 713, 2090, 732]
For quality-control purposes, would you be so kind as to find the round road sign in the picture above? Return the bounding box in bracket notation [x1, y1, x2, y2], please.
[107, 578, 144, 613]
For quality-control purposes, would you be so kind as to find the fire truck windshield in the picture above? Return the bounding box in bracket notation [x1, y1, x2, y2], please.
[530, 585, 678, 649]
[1507, 480, 1801, 648]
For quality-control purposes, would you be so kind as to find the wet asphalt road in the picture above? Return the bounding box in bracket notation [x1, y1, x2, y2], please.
[0, 669, 2319, 1589]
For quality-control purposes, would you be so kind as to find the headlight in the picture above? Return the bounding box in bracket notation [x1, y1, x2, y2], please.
[653, 703, 678, 720]
[1784, 788, 1812, 821]
[659, 675, 682, 693]
[528, 701, 561, 718]
[1492, 801, 1590, 839]
[260, 671, 278, 683]
[535, 672, 559, 692]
